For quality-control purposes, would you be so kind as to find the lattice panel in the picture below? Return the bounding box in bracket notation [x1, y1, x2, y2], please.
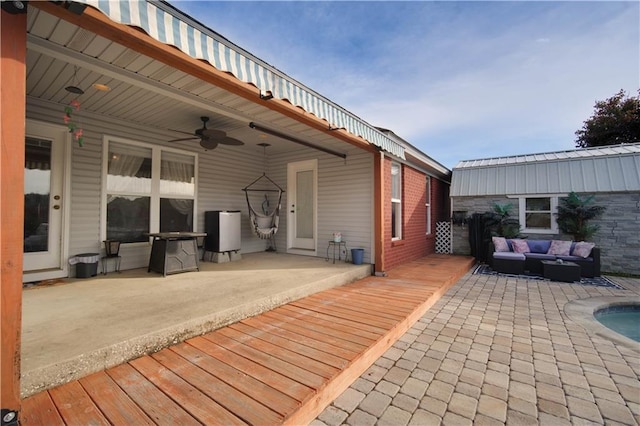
[436, 222, 452, 254]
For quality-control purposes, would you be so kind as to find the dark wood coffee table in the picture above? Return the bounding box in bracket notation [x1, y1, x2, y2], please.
[541, 260, 581, 283]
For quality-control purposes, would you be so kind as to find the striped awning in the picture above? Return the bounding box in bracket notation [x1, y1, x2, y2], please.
[78, 0, 405, 159]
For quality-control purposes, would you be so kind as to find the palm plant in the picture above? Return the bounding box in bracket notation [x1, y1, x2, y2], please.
[556, 192, 606, 241]
[483, 202, 521, 238]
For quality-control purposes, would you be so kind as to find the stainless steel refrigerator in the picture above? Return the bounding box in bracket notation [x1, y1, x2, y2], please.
[204, 210, 241, 252]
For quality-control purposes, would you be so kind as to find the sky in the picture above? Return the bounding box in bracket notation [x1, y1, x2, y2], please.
[171, 1, 639, 169]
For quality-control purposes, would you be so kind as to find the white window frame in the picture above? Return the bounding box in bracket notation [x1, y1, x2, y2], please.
[391, 162, 402, 240]
[101, 136, 198, 244]
[515, 195, 559, 234]
[425, 176, 432, 235]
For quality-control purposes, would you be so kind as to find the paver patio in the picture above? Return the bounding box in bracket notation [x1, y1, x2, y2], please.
[316, 272, 640, 425]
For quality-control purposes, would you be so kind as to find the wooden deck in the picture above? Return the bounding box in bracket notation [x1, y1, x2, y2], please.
[20, 255, 474, 425]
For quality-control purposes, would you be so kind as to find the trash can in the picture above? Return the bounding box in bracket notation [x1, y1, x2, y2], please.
[351, 248, 364, 265]
[70, 253, 100, 278]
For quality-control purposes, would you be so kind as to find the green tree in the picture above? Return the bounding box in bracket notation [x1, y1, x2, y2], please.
[575, 89, 640, 148]
[555, 192, 606, 241]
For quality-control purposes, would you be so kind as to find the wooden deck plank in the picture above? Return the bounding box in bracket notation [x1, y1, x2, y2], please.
[202, 331, 327, 390]
[187, 335, 315, 402]
[151, 348, 283, 425]
[241, 315, 361, 361]
[277, 305, 384, 342]
[106, 363, 201, 425]
[321, 286, 428, 307]
[259, 311, 369, 354]
[292, 291, 412, 322]
[20, 391, 64, 426]
[129, 355, 246, 425]
[78, 371, 155, 425]
[295, 291, 418, 317]
[229, 322, 350, 369]
[291, 298, 402, 327]
[170, 342, 301, 418]
[264, 309, 378, 347]
[218, 327, 340, 379]
[48, 381, 110, 426]
[279, 304, 388, 336]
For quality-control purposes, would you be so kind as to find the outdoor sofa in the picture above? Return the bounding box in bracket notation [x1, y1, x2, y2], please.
[489, 237, 601, 278]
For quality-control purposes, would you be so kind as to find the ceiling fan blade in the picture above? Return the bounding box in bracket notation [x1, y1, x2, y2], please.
[169, 128, 196, 136]
[216, 136, 245, 146]
[168, 136, 199, 142]
[200, 138, 219, 150]
[200, 128, 226, 138]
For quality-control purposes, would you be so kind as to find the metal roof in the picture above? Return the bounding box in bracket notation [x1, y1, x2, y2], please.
[451, 143, 640, 196]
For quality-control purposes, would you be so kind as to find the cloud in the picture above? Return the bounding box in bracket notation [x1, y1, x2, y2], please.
[173, 1, 639, 168]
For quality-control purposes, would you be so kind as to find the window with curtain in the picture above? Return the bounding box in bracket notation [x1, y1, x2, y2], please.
[160, 151, 195, 232]
[391, 162, 402, 240]
[104, 139, 197, 242]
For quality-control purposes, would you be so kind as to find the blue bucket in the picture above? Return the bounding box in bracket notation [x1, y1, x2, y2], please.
[351, 248, 364, 265]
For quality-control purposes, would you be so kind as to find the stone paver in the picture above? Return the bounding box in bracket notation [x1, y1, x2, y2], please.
[317, 272, 640, 425]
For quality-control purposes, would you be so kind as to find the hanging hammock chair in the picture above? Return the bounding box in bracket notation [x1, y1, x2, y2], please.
[243, 173, 284, 250]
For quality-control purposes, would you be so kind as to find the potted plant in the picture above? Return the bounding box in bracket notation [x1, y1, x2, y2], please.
[555, 192, 606, 241]
[483, 202, 521, 238]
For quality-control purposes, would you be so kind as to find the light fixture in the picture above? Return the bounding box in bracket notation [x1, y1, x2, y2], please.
[92, 83, 111, 92]
[65, 66, 84, 95]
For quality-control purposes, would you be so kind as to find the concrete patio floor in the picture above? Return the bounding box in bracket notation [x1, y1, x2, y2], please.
[316, 272, 640, 425]
[21, 252, 371, 397]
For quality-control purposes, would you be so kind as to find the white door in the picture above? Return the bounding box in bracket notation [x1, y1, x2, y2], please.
[23, 121, 69, 280]
[287, 159, 317, 252]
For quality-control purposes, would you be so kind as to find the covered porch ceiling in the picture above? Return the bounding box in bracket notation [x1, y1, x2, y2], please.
[26, 4, 365, 157]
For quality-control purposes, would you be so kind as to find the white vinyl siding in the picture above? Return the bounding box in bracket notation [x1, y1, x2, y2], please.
[27, 98, 374, 270]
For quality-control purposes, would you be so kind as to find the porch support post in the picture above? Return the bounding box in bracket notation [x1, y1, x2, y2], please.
[0, 7, 27, 422]
[373, 151, 386, 275]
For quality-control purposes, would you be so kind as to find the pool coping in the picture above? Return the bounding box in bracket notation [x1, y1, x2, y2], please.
[564, 296, 640, 352]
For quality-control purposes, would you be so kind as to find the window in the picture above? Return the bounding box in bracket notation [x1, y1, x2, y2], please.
[518, 196, 558, 233]
[425, 176, 432, 235]
[103, 138, 196, 243]
[391, 162, 402, 239]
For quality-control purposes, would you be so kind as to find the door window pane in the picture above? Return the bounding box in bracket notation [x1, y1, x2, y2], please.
[24, 137, 51, 252]
[296, 170, 314, 238]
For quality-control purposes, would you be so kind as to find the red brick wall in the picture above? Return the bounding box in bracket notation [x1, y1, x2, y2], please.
[383, 159, 449, 270]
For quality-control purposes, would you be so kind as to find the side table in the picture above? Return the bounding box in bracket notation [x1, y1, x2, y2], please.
[541, 260, 581, 283]
[326, 241, 349, 264]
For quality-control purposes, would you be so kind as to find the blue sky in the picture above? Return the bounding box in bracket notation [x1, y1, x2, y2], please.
[172, 1, 639, 169]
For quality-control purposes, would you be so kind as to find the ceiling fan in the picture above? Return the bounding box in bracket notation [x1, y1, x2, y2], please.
[168, 116, 244, 150]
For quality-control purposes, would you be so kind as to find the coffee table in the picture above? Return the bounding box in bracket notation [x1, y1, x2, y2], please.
[541, 260, 581, 283]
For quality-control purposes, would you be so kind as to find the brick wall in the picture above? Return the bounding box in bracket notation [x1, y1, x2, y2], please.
[383, 159, 449, 270]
